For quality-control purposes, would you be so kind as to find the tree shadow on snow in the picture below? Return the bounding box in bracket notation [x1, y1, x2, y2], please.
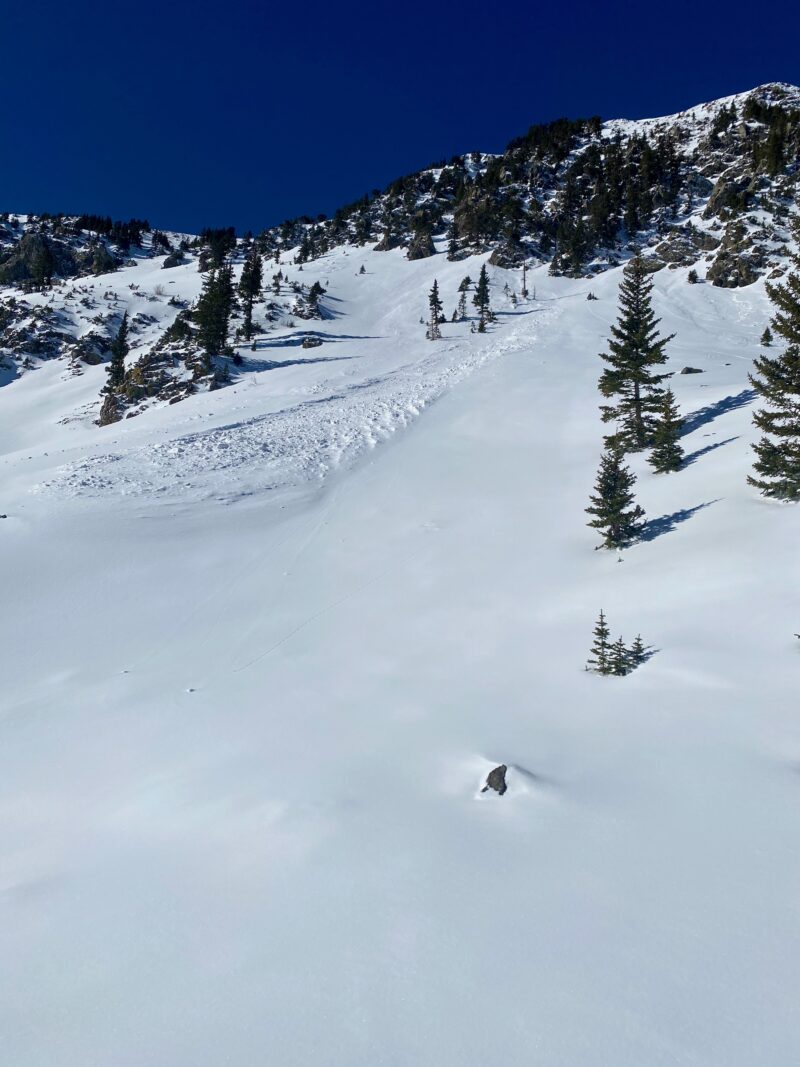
[681, 389, 755, 436]
[492, 307, 548, 319]
[252, 332, 380, 350]
[639, 500, 718, 543]
[637, 644, 659, 665]
[237, 354, 359, 372]
[682, 436, 739, 467]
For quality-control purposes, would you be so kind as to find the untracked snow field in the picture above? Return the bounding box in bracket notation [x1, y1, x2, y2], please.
[2, 244, 800, 1065]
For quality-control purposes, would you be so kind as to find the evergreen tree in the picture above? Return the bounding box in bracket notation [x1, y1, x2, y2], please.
[766, 217, 800, 346]
[628, 634, 646, 669]
[238, 247, 262, 341]
[599, 253, 674, 451]
[760, 326, 773, 347]
[610, 637, 629, 676]
[426, 279, 443, 340]
[747, 345, 800, 498]
[586, 610, 611, 674]
[748, 219, 800, 499]
[473, 263, 491, 331]
[30, 238, 55, 289]
[106, 311, 129, 391]
[648, 388, 684, 473]
[308, 280, 325, 315]
[195, 264, 234, 367]
[586, 442, 646, 548]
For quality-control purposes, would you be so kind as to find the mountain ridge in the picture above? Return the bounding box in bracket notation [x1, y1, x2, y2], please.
[1, 81, 799, 422]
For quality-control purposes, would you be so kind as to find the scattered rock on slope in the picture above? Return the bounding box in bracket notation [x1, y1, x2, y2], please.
[482, 764, 508, 796]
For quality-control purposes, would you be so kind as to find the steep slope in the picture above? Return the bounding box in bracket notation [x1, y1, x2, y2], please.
[3, 83, 800, 431]
[2, 215, 800, 1066]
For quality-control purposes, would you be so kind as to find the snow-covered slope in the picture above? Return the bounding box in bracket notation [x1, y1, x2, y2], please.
[2, 229, 799, 1065]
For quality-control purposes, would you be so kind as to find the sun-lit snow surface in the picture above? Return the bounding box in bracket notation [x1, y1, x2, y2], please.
[2, 239, 800, 1066]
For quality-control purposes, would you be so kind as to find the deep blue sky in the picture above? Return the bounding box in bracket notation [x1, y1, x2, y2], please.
[2, 0, 799, 234]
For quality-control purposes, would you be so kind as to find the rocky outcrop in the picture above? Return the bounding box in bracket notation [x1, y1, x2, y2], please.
[706, 251, 761, 287]
[70, 330, 111, 365]
[406, 229, 436, 261]
[0, 232, 79, 286]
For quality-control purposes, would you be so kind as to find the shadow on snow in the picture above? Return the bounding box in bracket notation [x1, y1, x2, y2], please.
[250, 332, 380, 351]
[639, 500, 718, 542]
[235, 354, 359, 373]
[681, 389, 755, 436]
[682, 436, 739, 467]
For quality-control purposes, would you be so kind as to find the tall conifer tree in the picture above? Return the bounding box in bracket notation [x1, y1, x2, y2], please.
[586, 442, 646, 548]
[196, 264, 234, 367]
[586, 610, 611, 674]
[599, 253, 673, 451]
[106, 311, 129, 391]
[648, 388, 684, 473]
[748, 217, 800, 499]
[238, 247, 263, 341]
[426, 279, 443, 339]
[473, 264, 491, 331]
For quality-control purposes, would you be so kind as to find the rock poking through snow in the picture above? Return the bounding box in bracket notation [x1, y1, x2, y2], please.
[482, 764, 508, 796]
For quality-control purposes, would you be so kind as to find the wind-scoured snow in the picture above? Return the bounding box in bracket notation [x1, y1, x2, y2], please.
[2, 232, 800, 1066]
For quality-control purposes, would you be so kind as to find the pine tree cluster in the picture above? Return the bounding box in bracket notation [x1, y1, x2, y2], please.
[195, 264, 235, 367]
[586, 611, 648, 676]
[588, 253, 686, 547]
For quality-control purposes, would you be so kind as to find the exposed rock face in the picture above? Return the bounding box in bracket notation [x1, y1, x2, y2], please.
[482, 765, 508, 796]
[97, 392, 121, 427]
[654, 225, 721, 267]
[706, 250, 761, 287]
[406, 229, 436, 261]
[373, 231, 403, 252]
[71, 331, 111, 365]
[0, 302, 75, 358]
[703, 175, 756, 219]
[0, 232, 79, 286]
[489, 239, 526, 268]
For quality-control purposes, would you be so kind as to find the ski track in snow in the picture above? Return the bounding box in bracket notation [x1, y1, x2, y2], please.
[35, 319, 552, 502]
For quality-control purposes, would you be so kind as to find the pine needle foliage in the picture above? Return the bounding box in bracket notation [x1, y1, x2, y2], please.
[426, 279, 443, 340]
[586, 443, 646, 548]
[599, 253, 674, 451]
[648, 388, 684, 473]
[748, 216, 800, 499]
[586, 610, 611, 674]
[106, 311, 129, 391]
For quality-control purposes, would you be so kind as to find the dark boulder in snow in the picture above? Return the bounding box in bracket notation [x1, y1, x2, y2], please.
[482, 764, 508, 796]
